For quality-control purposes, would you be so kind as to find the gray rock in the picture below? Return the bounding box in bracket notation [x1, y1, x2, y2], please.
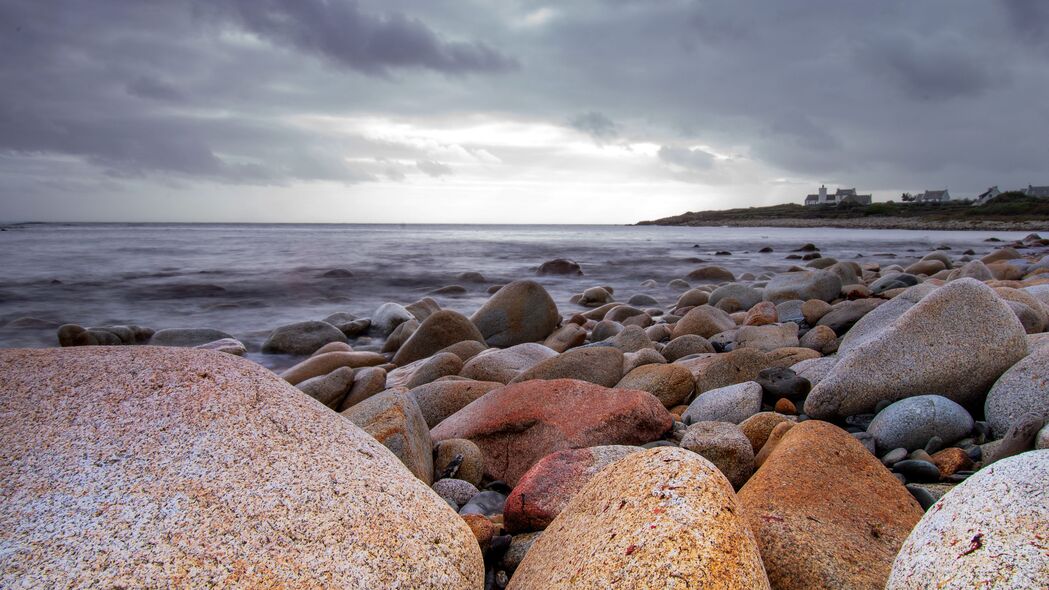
[296, 366, 355, 409]
[432, 478, 480, 507]
[985, 348, 1049, 438]
[679, 421, 755, 489]
[816, 299, 884, 335]
[708, 284, 762, 312]
[805, 279, 1028, 420]
[471, 280, 560, 347]
[194, 337, 247, 356]
[763, 270, 842, 304]
[735, 323, 799, 352]
[789, 357, 837, 388]
[459, 490, 507, 517]
[887, 450, 1049, 589]
[460, 343, 558, 383]
[775, 300, 806, 324]
[682, 381, 763, 425]
[868, 395, 974, 453]
[661, 334, 715, 361]
[837, 283, 937, 356]
[870, 273, 919, 294]
[510, 346, 625, 387]
[263, 321, 346, 355]
[628, 293, 659, 306]
[405, 352, 464, 389]
[149, 327, 234, 348]
[371, 302, 414, 336]
[392, 310, 485, 366]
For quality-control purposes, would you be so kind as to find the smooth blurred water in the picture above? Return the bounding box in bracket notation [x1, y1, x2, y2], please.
[0, 222, 1033, 350]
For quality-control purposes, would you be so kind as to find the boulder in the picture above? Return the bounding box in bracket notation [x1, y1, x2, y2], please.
[542, 324, 587, 353]
[342, 390, 434, 484]
[735, 323, 800, 351]
[431, 379, 672, 485]
[0, 348, 482, 589]
[740, 412, 793, 452]
[985, 347, 1049, 438]
[743, 301, 778, 326]
[403, 352, 463, 388]
[511, 346, 624, 387]
[392, 310, 485, 366]
[867, 395, 974, 453]
[262, 320, 347, 355]
[296, 365, 355, 409]
[680, 421, 755, 489]
[433, 438, 484, 486]
[805, 279, 1028, 420]
[280, 351, 386, 385]
[614, 363, 694, 408]
[504, 445, 643, 533]
[372, 302, 415, 336]
[507, 448, 770, 590]
[682, 381, 763, 425]
[764, 270, 842, 304]
[408, 379, 502, 428]
[817, 299, 884, 335]
[339, 366, 387, 410]
[837, 283, 937, 356]
[709, 283, 762, 312]
[661, 334, 715, 361]
[471, 280, 560, 347]
[671, 305, 736, 339]
[459, 343, 558, 383]
[194, 337, 247, 356]
[149, 327, 234, 348]
[887, 450, 1049, 589]
[687, 266, 736, 283]
[677, 348, 769, 394]
[537, 258, 582, 276]
[739, 420, 924, 590]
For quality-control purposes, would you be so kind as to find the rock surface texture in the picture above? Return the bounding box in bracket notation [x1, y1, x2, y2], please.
[507, 447, 770, 589]
[0, 347, 482, 589]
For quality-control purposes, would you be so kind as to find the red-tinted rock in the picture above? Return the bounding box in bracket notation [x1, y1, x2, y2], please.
[504, 445, 641, 533]
[431, 379, 672, 485]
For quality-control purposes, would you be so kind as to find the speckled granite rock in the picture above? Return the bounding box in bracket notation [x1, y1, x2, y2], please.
[0, 347, 482, 589]
[887, 450, 1049, 589]
[682, 381, 763, 425]
[507, 447, 770, 589]
[470, 279, 560, 347]
[459, 343, 558, 383]
[614, 363, 695, 408]
[985, 347, 1049, 438]
[739, 420, 924, 590]
[867, 395, 974, 453]
[806, 279, 1028, 420]
[342, 389, 434, 484]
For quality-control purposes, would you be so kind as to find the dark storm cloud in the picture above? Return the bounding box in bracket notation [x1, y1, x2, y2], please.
[658, 146, 716, 171]
[202, 0, 518, 75]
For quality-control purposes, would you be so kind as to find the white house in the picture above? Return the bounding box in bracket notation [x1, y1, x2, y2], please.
[804, 185, 872, 206]
[973, 186, 1000, 206]
[915, 189, 951, 203]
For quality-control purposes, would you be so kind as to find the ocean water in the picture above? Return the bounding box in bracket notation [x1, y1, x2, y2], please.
[0, 223, 1033, 355]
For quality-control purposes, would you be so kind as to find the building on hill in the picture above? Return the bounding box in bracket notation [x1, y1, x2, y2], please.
[804, 185, 872, 206]
[973, 186, 1001, 206]
[1025, 185, 1049, 198]
[915, 189, 951, 203]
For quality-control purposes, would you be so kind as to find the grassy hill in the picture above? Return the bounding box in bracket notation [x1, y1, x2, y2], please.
[637, 192, 1049, 228]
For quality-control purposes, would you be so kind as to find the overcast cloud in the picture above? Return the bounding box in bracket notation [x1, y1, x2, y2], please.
[1, 0, 1047, 223]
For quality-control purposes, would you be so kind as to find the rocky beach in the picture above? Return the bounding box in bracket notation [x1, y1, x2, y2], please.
[2, 225, 1048, 588]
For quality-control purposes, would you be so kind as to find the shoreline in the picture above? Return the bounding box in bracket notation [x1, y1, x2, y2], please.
[639, 217, 1049, 231]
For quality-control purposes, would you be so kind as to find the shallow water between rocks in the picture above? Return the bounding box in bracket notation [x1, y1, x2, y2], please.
[0, 222, 1034, 368]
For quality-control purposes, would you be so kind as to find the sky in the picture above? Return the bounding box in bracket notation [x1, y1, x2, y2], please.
[1, 0, 1048, 224]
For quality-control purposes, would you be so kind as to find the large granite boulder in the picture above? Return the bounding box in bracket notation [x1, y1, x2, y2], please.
[887, 450, 1049, 589]
[0, 348, 482, 589]
[805, 279, 1028, 420]
[431, 379, 672, 485]
[985, 348, 1049, 438]
[739, 420, 924, 590]
[471, 280, 559, 347]
[503, 445, 642, 533]
[508, 447, 770, 589]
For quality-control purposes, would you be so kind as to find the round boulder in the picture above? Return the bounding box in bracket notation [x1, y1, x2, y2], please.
[470, 280, 560, 347]
[985, 348, 1049, 438]
[262, 321, 347, 355]
[867, 395, 974, 453]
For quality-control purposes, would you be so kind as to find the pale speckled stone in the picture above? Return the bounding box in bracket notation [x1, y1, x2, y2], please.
[806, 279, 1028, 420]
[887, 450, 1049, 589]
[790, 357, 837, 388]
[985, 347, 1049, 438]
[342, 389, 434, 483]
[0, 347, 483, 589]
[682, 381, 763, 425]
[507, 447, 770, 589]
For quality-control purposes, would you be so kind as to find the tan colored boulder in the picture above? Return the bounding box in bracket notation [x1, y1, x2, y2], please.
[740, 411, 793, 452]
[409, 379, 503, 427]
[542, 323, 587, 353]
[0, 348, 482, 589]
[392, 310, 485, 366]
[744, 301, 778, 326]
[460, 343, 558, 383]
[510, 346, 624, 387]
[671, 304, 736, 339]
[280, 351, 386, 385]
[676, 347, 768, 393]
[343, 390, 434, 483]
[507, 447, 770, 589]
[739, 420, 924, 590]
[339, 365, 387, 410]
[614, 363, 695, 408]
[754, 421, 794, 467]
[471, 279, 560, 347]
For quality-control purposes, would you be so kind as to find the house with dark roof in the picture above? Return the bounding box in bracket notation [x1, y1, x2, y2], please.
[915, 189, 951, 203]
[973, 186, 1001, 206]
[1025, 185, 1049, 198]
[804, 185, 872, 206]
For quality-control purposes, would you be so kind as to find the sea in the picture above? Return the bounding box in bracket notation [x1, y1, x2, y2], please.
[0, 223, 1035, 361]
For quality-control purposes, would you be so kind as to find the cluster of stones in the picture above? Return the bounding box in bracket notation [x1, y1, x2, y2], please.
[9, 234, 1049, 588]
